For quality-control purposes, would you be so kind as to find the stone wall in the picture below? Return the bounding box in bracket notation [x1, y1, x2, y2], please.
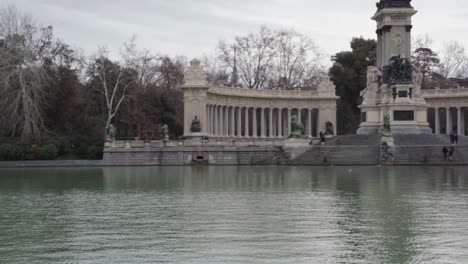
[103, 146, 278, 166]
[290, 146, 381, 165]
[394, 145, 468, 165]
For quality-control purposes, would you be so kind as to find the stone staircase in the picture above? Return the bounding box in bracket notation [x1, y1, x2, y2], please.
[291, 135, 381, 165]
[287, 134, 468, 165]
[393, 134, 451, 146]
[323, 134, 382, 146]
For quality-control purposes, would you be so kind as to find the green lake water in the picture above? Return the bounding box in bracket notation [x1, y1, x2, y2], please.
[0, 166, 467, 263]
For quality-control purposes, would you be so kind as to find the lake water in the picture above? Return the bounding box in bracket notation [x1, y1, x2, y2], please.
[0, 166, 467, 263]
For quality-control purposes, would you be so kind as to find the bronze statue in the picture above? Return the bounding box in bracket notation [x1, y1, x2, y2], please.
[325, 121, 334, 136]
[190, 116, 201, 133]
[382, 114, 392, 136]
[288, 115, 304, 138]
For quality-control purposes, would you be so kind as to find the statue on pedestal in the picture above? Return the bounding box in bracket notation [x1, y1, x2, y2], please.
[412, 65, 423, 96]
[324, 121, 334, 136]
[106, 124, 117, 141]
[382, 56, 412, 84]
[361, 66, 382, 100]
[288, 115, 304, 138]
[190, 116, 201, 133]
[160, 124, 169, 140]
[382, 114, 392, 136]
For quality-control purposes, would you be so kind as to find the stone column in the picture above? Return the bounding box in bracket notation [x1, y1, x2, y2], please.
[269, 108, 273, 138]
[308, 109, 312, 138]
[245, 107, 249, 137]
[446, 107, 451, 134]
[209, 105, 212, 136]
[224, 106, 229, 137]
[253, 108, 257, 138]
[298, 109, 302, 124]
[231, 107, 235, 137]
[458, 107, 462, 136]
[261, 108, 266, 138]
[206, 105, 210, 135]
[277, 109, 282, 138]
[435, 107, 440, 134]
[287, 109, 292, 137]
[213, 105, 218, 136]
[218, 106, 223, 137]
[462, 108, 466, 136]
[237, 107, 242, 137]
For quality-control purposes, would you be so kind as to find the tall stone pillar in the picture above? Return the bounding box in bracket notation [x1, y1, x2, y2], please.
[462, 108, 466, 136]
[237, 108, 242, 137]
[182, 59, 209, 137]
[457, 107, 462, 136]
[253, 108, 257, 138]
[206, 105, 210, 135]
[308, 109, 313, 138]
[359, 1, 431, 135]
[287, 109, 292, 136]
[446, 107, 451, 134]
[214, 105, 218, 136]
[219, 107, 223, 137]
[209, 105, 214, 135]
[277, 109, 282, 138]
[298, 109, 302, 124]
[224, 106, 229, 137]
[261, 108, 266, 138]
[435, 108, 440, 134]
[269, 108, 273, 138]
[245, 108, 249, 137]
[230, 107, 235, 137]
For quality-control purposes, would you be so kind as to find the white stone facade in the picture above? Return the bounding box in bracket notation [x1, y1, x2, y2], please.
[358, 3, 432, 135]
[423, 88, 468, 135]
[183, 60, 338, 139]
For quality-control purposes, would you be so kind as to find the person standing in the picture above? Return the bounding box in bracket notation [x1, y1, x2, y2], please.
[449, 146, 455, 160]
[319, 131, 325, 145]
[442, 146, 449, 160]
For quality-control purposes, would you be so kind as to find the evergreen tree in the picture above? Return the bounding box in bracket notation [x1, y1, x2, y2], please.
[329, 37, 377, 135]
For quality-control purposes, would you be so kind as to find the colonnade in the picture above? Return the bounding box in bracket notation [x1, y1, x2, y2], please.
[430, 107, 466, 135]
[206, 105, 321, 138]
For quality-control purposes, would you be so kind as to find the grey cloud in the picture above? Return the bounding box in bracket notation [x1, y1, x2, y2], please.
[1, 0, 467, 62]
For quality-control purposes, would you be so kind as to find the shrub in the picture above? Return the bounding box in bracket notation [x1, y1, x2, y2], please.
[36, 144, 59, 160]
[0, 144, 26, 161]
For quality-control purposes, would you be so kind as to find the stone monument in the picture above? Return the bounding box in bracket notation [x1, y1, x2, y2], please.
[358, 0, 431, 134]
[288, 115, 305, 139]
[182, 59, 209, 137]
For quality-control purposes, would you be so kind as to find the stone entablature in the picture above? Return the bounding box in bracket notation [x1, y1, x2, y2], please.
[207, 86, 337, 109]
[422, 88, 468, 99]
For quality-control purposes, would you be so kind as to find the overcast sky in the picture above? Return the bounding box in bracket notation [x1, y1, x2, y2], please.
[3, 0, 468, 64]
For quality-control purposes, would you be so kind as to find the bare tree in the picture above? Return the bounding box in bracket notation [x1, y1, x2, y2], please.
[122, 37, 185, 91]
[202, 52, 230, 86]
[219, 26, 277, 89]
[440, 41, 467, 78]
[210, 26, 324, 90]
[0, 6, 50, 139]
[88, 48, 136, 133]
[412, 34, 433, 52]
[272, 29, 324, 90]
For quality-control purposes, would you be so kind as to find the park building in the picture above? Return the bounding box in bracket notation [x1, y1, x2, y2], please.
[182, 59, 338, 140]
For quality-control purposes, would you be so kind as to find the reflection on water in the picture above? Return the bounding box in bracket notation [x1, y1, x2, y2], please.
[0, 166, 467, 263]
